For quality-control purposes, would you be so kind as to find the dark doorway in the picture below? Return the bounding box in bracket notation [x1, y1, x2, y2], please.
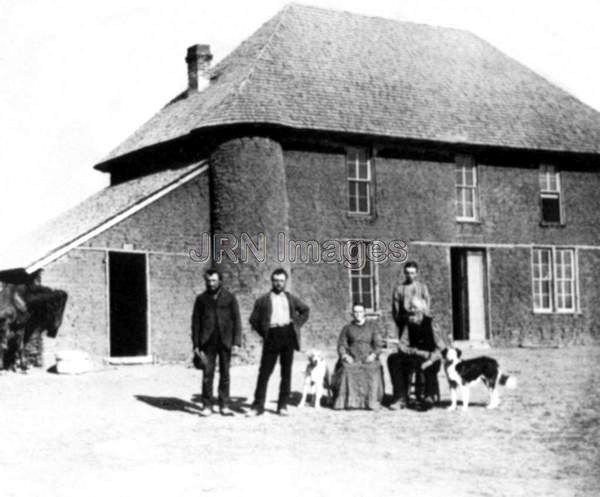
[109, 252, 148, 357]
[450, 248, 488, 341]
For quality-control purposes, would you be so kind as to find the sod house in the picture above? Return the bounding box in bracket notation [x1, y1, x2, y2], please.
[2, 4, 600, 365]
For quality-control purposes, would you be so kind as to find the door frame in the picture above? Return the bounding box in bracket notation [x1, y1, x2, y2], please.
[449, 246, 490, 343]
[105, 249, 152, 364]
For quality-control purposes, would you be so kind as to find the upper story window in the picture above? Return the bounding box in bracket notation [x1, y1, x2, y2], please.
[347, 148, 372, 215]
[347, 240, 378, 313]
[532, 247, 577, 313]
[455, 155, 478, 221]
[539, 165, 562, 224]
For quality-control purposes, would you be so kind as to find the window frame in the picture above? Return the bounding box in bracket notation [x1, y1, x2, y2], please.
[539, 164, 563, 225]
[346, 240, 379, 314]
[455, 155, 479, 222]
[346, 147, 374, 216]
[531, 246, 578, 314]
[531, 247, 553, 313]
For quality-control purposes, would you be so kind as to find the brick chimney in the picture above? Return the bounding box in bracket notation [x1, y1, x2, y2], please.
[186, 44, 213, 93]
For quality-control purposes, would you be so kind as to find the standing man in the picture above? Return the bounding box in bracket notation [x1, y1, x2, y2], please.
[392, 261, 431, 335]
[191, 269, 242, 416]
[247, 268, 310, 416]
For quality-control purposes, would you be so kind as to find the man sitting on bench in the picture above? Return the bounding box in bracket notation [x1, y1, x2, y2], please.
[387, 297, 449, 409]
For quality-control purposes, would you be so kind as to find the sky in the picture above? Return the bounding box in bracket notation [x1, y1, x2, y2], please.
[1, 0, 599, 245]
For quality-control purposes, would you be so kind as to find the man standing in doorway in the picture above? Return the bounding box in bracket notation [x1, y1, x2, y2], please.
[247, 268, 310, 416]
[191, 269, 242, 416]
[392, 261, 431, 335]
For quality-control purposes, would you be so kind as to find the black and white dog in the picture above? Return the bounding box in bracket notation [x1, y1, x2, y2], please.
[442, 347, 517, 411]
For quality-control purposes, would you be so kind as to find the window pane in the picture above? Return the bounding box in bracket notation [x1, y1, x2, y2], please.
[541, 196, 561, 223]
[559, 250, 573, 277]
[361, 277, 373, 308]
[533, 249, 553, 311]
[455, 166, 464, 185]
[542, 280, 551, 309]
[556, 257, 564, 280]
[357, 148, 367, 163]
[464, 167, 474, 186]
[358, 159, 369, 179]
[540, 166, 559, 192]
[539, 173, 546, 191]
[541, 250, 551, 277]
[348, 242, 377, 311]
[358, 195, 368, 213]
[347, 151, 357, 178]
[556, 249, 575, 311]
[456, 187, 464, 216]
[539, 170, 550, 191]
[464, 201, 474, 218]
[564, 295, 573, 309]
[362, 257, 371, 275]
[564, 262, 572, 279]
[362, 292, 372, 310]
[557, 293, 564, 310]
[542, 293, 550, 309]
[348, 189, 357, 212]
[357, 182, 368, 198]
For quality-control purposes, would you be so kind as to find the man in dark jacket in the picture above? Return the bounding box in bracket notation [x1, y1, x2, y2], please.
[387, 296, 448, 410]
[191, 269, 242, 416]
[247, 268, 310, 416]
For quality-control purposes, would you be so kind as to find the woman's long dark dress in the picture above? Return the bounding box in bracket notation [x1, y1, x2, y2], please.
[332, 320, 384, 410]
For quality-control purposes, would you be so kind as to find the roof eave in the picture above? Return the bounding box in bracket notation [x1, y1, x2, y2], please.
[94, 121, 600, 172]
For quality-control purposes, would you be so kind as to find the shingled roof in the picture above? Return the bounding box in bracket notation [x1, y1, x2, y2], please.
[0, 162, 207, 272]
[100, 3, 600, 167]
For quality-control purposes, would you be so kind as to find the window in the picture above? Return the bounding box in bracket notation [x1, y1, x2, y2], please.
[532, 248, 553, 311]
[455, 155, 478, 221]
[532, 247, 577, 312]
[347, 148, 372, 215]
[554, 249, 576, 311]
[347, 241, 378, 312]
[539, 165, 562, 224]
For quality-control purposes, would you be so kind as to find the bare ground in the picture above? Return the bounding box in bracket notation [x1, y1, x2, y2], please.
[1, 346, 599, 497]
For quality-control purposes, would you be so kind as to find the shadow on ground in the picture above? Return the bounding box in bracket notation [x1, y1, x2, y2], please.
[135, 395, 203, 415]
[188, 394, 251, 413]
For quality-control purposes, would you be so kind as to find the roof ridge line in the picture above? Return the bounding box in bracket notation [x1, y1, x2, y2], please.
[24, 162, 208, 273]
[234, 4, 291, 95]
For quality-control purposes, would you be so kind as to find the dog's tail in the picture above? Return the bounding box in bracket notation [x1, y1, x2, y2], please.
[499, 374, 517, 389]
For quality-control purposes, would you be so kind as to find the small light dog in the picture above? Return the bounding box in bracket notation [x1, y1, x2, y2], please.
[442, 347, 517, 411]
[298, 349, 331, 409]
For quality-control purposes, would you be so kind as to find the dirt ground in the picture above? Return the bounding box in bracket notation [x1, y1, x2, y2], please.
[1, 346, 599, 497]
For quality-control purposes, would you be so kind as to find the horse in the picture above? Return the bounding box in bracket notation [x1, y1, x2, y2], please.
[0, 282, 68, 371]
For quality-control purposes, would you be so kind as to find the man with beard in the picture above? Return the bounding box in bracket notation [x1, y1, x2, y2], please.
[191, 269, 242, 416]
[247, 268, 310, 416]
[387, 297, 448, 410]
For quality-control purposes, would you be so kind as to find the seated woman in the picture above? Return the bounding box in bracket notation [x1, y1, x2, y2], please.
[332, 302, 384, 410]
